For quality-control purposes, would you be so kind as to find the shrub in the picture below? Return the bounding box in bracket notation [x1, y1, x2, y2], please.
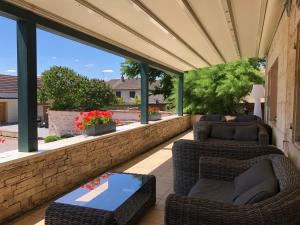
[60, 133, 74, 139]
[115, 97, 125, 105]
[44, 135, 61, 143]
[132, 96, 141, 105]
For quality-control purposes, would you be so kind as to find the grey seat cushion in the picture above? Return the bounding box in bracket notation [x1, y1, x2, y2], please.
[233, 159, 279, 204]
[233, 178, 279, 205]
[234, 125, 258, 141]
[188, 178, 234, 203]
[211, 125, 235, 140]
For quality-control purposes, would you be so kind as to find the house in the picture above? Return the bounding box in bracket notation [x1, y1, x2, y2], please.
[0, 75, 18, 124]
[0, 74, 45, 124]
[107, 78, 165, 104]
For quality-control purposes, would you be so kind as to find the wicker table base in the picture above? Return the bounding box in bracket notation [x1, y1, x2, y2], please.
[45, 172, 156, 225]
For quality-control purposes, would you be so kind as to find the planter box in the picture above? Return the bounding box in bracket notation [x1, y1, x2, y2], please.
[85, 123, 116, 136]
[149, 114, 162, 121]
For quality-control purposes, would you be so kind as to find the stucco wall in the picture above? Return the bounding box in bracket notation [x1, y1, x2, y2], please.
[114, 90, 141, 103]
[0, 115, 191, 223]
[0, 100, 46, 124]
[0, 99, 18, 123]
[265, 1, 300, 168]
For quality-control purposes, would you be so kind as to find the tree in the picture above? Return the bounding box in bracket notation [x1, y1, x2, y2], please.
[39, 66, 83, 110]
[170, 58, 264, 114]
[39, 66, 116, 110]
[120, 59, 173, 99]
[79, 79, 116, 110]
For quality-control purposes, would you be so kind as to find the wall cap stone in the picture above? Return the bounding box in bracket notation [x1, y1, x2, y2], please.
[0, 115, 190, 168]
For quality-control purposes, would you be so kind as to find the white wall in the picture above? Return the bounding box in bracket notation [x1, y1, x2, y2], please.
[0, 99, 45, 123]
[115, 90, 141, 103]
[0, 99, 18, 123]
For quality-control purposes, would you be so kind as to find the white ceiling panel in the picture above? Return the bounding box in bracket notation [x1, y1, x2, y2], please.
[5, 0, 284, 72]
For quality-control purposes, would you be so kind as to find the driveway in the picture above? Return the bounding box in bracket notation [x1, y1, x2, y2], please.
[0, 124, 49, 138]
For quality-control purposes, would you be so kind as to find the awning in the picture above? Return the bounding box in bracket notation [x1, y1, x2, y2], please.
[5, 0, 284, 73]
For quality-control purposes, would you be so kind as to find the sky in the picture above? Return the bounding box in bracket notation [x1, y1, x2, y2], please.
[0, 16, 124, 80]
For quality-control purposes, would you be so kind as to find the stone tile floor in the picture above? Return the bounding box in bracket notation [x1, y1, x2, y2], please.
[8, 130, 193, 225]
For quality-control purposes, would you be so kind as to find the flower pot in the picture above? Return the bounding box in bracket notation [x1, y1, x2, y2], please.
[85, 123, 116, 136]
[149, 114, 162, 121]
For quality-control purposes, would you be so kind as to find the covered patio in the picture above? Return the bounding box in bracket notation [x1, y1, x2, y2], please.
[0, 0, 300, 225]
[8, 130, 193, 225]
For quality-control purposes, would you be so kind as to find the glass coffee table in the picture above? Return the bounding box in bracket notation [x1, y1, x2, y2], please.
[45, 172, 156, 225]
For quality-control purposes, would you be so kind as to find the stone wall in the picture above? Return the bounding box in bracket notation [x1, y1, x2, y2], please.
[0, 115, 191, 223]
[265, 0, 300, 168]
[48, 110, 176, 136]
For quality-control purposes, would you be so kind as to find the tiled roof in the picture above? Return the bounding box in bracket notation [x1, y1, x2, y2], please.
[0, 74, 41, 99]
[107, 79, 160, 90]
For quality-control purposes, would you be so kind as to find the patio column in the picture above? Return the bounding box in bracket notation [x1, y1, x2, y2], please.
[140, 63, 149, 124]
[177, 73, 184, 116]
[17, 19, 38, 152]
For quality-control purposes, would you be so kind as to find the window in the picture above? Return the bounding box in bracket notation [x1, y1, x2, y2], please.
[116, 91, 121, 97]
[267, 59, 278, 123]
[129, 91, 135, 98]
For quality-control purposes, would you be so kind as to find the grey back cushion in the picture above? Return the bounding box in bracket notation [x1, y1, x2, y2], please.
[235, 115, 259, 122]
[233, 159, 279, 205]
[211, 124, 235, 140]
[200, 114, 225, 121]
[233, 178, 279, 205]
[234, 125, 258, 141]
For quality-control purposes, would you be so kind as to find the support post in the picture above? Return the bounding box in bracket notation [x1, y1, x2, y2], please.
[177, 73, 184, 116]
[17, 19, 38, 152]
[140, 63, 149, 124]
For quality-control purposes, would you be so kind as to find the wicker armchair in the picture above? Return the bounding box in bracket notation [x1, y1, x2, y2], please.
[193, 121, 270, 145]
[166, 154, 300, 225]
[172, 140, 283, 195]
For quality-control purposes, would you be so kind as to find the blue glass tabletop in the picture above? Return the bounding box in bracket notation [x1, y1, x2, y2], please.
[55, 172, 148, 211]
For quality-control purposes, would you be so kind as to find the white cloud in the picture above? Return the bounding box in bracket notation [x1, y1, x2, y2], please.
[74, 59, 80, 62]
[85, 63, 94, 68]
[4, 69, 16, 73]
[102, 69, 114, 73]
[51, 56, 57, 60]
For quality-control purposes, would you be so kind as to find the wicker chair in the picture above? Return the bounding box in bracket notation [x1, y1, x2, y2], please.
[166, 153, 300, 225]
[171, 140, 283, 195]
[193, 121, 270, 145]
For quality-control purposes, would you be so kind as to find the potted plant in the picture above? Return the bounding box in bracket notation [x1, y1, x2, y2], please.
[74, 110, 120, 136]
[149, 107, 161, 121]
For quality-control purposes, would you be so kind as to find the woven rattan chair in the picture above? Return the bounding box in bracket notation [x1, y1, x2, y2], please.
[193, 121, 270, 145]
[166, 146, 300, 225]
[171, 139, 283, 195]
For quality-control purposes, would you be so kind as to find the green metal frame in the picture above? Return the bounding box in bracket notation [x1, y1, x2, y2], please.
[140, 63, 149, 124]
[17, 19, 38, 152]
[177, 74, 184, 116]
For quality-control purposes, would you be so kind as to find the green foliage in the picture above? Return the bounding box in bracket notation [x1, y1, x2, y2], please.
[60, 133, 74, 139]
[44, 135, 61, 143]
[79, 79, 116, 110]
[120, 59, 173, 99]
[170, 58, 264, 114]
[38, 66, 115, 110]
[115, 97, 125, 105]
[132, 96, 141, 105]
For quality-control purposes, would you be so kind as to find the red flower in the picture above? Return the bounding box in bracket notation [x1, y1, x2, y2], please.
[79, 112, 84, 116]
[84, 116, 91, 123]
[74, 116, 79, 121]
